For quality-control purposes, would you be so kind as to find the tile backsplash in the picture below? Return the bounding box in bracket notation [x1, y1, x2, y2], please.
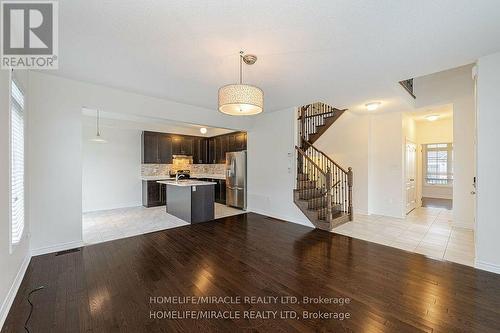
[141, 164, 225, 177]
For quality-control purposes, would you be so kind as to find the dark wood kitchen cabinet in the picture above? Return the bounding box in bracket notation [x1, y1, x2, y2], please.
[172, 136, 193, 156]
[198, 178, 226, 204]
[208, 138, 216, 164]
[142, 131, 160, 163]
[158, 135, 173, 164]
[193, 138, 207, 164]
[142, 131, 246, 165]
[142, 180, 166, 207]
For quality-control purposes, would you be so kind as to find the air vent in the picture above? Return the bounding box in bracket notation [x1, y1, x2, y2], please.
[55, 248, 81, 256]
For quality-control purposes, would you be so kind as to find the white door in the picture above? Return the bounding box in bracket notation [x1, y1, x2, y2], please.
[405, 141, 417, 214]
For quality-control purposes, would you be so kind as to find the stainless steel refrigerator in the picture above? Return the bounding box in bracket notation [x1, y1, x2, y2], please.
[225, 151, 247, 209]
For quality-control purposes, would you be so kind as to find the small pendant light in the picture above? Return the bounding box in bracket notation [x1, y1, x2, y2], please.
[90, 109, 107, 143]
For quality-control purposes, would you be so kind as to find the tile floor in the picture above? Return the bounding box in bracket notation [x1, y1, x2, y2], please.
[83, 203, 245, 245]
[332, 206, 475, 267]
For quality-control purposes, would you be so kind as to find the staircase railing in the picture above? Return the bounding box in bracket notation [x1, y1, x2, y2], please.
[296, 103, 353, 221]
[296, 146, 333, 222]
[298, 103, 341, 142]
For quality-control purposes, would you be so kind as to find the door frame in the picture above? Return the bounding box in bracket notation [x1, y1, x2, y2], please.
[404, 138, 418, 215]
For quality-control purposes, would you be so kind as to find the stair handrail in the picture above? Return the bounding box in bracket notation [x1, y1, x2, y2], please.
[295, 146, 327, 176]
[301, 140, 348, 174]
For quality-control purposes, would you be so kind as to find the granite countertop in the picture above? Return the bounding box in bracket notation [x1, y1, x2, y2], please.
[141, 174, 225, 181]
[191, 174, 226, 180]
[157, 180, 217, 187]
[141, 175, 175, 181]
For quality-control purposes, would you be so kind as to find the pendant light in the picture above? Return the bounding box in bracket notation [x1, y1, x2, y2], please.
[218, 51, 263, 116]
[90, 109, 107, 143]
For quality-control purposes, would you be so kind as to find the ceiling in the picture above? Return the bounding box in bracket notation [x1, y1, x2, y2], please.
[81, 108, 235, 137]
[56, 0, 500, 113]
[408, 104, 453, 122]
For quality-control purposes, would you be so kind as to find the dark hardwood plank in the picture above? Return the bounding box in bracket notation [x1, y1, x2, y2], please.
[2, 213, 500, 332]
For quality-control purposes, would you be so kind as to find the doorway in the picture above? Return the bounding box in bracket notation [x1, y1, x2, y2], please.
[405, 140, 417, 214]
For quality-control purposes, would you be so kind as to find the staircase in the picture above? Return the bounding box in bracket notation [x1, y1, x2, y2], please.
[294, 102, 353, 231]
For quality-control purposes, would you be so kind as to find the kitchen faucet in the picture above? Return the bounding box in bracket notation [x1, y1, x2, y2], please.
[175, 173, 186, 182]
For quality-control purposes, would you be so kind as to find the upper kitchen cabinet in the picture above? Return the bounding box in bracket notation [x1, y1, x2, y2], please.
[193, 138, 207, 164]
[158, 134, 173, 164]
[142, 131, 160, 163]
[142, 131, 176, 164]
[216, 135, 228, 164]
[172, 135, 194, 156]
[235, 132, 247, 151]
[142, 131, 246, 165]
[208, 138, 216, 164]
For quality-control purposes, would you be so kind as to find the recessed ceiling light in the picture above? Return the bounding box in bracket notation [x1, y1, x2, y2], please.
[200, 127, 207, 134]
[365, 102, 381, 111]
[425, 115, 440, 121]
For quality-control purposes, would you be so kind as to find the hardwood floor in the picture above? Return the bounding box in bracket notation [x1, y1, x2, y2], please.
[3, 213, 500, 332]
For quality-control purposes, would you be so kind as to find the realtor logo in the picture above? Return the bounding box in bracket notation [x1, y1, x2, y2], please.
[1, 1, 58, 69]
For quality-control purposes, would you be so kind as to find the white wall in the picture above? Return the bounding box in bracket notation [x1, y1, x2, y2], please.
[417, 118, 454, 200]
[417, 118, 453, 144]
[82, 123, 142, 212]
[0, 70, 31, 328]
[476, 52, 500, 274]
[28, 71, 254, 254]
[414, 64, 475, 229]
[315, 112, 369, 214]
[369, 112, 405, 218]
[315, 111, 407, 218]
[247, 108, 311, 226]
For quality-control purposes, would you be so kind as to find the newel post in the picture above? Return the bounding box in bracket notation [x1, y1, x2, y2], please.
[326, 167, 333, 223]
[347, 167, 353, 221]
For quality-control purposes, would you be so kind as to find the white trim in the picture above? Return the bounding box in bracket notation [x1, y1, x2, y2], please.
[247, 207, 314, 228]
[0, 254, 30, 330]
[475, 260, 500, 275]
[31, 240, 84, 257]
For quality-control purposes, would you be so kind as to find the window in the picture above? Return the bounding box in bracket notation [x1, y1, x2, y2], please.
[424, 143, 453, 185]
[10, 79, 25, 245]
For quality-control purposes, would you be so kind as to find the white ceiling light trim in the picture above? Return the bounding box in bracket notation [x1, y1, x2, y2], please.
[365, 102, 381, 111]
[218, 51, 263, 116]
[200, 127, 207, 134]
[425, 114, 440, 121]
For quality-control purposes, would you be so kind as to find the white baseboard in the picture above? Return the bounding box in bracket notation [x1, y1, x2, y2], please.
[0, 254, 31, 330]
[246, 207, 314, 228]
[31, 240, 84, 257]
[475, 260, 500, 275]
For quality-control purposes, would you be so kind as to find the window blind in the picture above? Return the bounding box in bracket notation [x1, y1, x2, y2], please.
[11, 80, 25, 244]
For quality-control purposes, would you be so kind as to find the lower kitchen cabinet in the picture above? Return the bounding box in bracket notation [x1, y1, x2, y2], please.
[142, 181, 166, 207]
[196, 178, 226, 205]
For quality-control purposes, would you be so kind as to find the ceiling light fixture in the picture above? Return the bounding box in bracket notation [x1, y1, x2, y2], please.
[365, 102, 381, 111]
[200, 127, 207, 134]
[218, 51, 263, 116]
[89, 109, 107, 143]
[425, 114, 440, 122]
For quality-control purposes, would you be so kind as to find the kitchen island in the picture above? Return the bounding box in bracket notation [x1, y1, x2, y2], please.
[157, 180, 216, 223]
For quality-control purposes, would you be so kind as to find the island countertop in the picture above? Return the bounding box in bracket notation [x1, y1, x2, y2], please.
[157, 180, 217, 187]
